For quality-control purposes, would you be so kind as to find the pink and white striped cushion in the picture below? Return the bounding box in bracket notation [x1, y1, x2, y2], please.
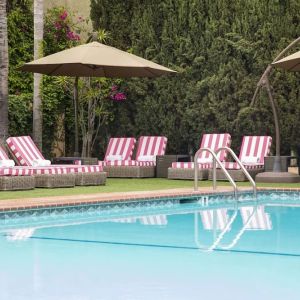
[0, 145, 9, 160]
[30, 166, 73, 175]
[197, 133, 231, 162]
[171, 162, 213, 169]
[104, 137, 136, 161]
[220, 136, 272, 170]
[102, 136, 167, 167]
[7, 136, 45, 166]
[105, 160, 137, 167]
[98, 137, 136, 166]
[0, 167, 33, 176]
[170, 133, 231, 169]
[135, 161, 155, 167]
[136, 136, 167, 161]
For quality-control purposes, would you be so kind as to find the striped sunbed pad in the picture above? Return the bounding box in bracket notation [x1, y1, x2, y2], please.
[6, 136, 103, 173]
[240, 206, 272, 230]
[172, 133, 231, 169]
[104, 136, 168, 167]
[221, 136, 272, 170]
[98, 137, 136, 167]
[134, 136, 168, 166]
[0, 145, 31, 176]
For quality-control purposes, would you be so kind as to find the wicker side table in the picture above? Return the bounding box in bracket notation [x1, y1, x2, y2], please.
[52, 157, 98, 165]
[264, 156, 295, 172]
[156, 155, 190, 178]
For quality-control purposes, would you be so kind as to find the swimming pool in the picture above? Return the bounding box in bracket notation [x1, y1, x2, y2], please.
[1, 190, 300, 300]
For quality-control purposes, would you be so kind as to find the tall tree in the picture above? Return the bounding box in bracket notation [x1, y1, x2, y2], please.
[33, 0, 43, 149]
[0, 0, 9, 142]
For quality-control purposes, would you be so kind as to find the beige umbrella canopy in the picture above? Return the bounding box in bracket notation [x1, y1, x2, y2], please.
[272, 50, 300, 71]
[20, 42, 176, 155]
[20, 41, 176, 77]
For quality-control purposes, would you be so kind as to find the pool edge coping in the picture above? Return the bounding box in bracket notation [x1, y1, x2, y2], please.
[0, 187, 300, 212]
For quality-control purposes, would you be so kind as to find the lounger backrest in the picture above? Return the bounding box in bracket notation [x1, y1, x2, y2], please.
[104, 137, 136, 161]
[0, 145, 9, 160]
[136, 136, 168, 160]
[6, 136, 45, 166]
[198, 133, 231, 162]
[239, 136, 272, 164]
[240, 206, 272, 230]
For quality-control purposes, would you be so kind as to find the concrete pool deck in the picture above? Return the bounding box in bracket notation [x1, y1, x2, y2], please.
[0, 186, 299, 212]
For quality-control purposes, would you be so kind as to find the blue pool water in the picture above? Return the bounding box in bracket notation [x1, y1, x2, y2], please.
[1, 191, 300, 300]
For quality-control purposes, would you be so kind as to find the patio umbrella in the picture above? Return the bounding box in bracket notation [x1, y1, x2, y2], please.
[20, 41, 176, 155]
[272, 50, 300, 71]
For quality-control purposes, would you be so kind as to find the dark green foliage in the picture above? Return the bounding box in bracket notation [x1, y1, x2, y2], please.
[91, 0, 300, 155]
[7, 3, 33, 137]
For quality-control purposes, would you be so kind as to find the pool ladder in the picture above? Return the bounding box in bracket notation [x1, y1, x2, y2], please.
[194, 147, 257, 200]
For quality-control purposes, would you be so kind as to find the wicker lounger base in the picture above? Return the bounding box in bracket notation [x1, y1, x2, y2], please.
[104, 166, 155, 178]
[0, 176, 35, 191]
[34, 174, 76, 188]
[208, 168, 264, 182]
[167, 168, 209, 180]
[75, 172, 107, 186]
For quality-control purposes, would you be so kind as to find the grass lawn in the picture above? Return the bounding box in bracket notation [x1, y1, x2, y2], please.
[0, 178, 300, 200]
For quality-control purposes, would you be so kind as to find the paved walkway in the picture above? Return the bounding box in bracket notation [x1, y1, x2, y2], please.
[0, 186, 253, 211]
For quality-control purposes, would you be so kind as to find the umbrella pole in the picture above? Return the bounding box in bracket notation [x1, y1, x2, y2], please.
[73, 77, 80, 157]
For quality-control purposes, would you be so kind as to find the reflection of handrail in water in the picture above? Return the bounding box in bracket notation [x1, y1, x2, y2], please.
[218, 205, 272, 250]
[194, 203, 239, 252]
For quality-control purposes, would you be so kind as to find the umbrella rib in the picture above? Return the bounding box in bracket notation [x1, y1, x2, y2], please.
[48, 64, 63, 76]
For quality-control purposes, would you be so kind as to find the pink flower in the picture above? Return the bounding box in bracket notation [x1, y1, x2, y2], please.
[111, 85, 118, 91]
[54, 22, 61, 30]
[60, 11, 68, 21]
[113, 92, 126, 101]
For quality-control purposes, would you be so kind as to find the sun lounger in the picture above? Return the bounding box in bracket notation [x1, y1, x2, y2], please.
[209, 136, 272, 181]
[98, 137, 136, 175]
[168, 133, 231, 180]
[0, 144, 35, 190]
[6, 136, 106, 187]
[104, 136, 168, 178]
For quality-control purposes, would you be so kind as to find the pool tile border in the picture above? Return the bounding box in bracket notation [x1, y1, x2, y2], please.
[0, 187, 299, 212]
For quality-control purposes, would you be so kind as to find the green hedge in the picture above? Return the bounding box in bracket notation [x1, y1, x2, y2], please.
[90, 0, 300, 155]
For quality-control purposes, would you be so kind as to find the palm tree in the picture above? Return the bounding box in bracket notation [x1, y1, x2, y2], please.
[0, 0, 9, 142]
[33, 0, 43, 149]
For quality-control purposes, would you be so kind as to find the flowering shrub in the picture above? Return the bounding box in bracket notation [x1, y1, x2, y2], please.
[109, 85, 127, 101]
[44, 7, 84, 53]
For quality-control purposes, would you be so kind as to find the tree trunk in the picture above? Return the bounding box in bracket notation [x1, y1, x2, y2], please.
[33, 0, 43, 150]
[0, 0, 9, 142]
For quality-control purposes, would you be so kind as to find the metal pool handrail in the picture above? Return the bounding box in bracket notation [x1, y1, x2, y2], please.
[215, 146, 257, 198]
[194, 147, 237, 199]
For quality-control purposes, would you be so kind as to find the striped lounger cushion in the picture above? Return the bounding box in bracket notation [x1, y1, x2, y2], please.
[98, 137, 136, 167]
[104, 136, 167, 167]
[6, 136, 103, 173]
[221, 136, 272, 170]
[134, 136, 168, 166]
[0, 145, 32, 176]
[171, 133, 231, 169]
